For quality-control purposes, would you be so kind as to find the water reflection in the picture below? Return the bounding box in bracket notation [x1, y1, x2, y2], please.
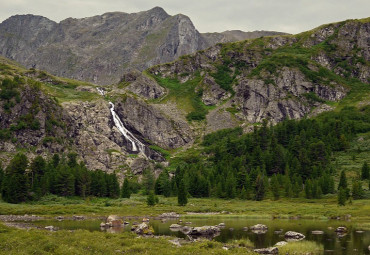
[36, 218, 370, 255]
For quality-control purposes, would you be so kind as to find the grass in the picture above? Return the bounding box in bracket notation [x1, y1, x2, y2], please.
[151, 73, 209, 121]
[41, 82, 99, 102]
[0, 223, 257, 255]
[0, 194, 370, 220]
[278, 241, 323, 255]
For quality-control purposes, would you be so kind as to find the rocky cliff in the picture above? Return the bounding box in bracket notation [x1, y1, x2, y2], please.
[0, 7, 286, 85]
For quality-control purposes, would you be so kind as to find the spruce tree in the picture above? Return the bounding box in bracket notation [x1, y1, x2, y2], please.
[142, 169, 155, 195]
[2, 153, 29, 203]
[338, 188, 346, 206]
[270, 175, 280, 200]
[240, 186, 247, 200]
[338, 170, 349, 198]
[352, 180, 364, 200]
[361, 162, 369, 180]
[178, 179, 188, 206]
[121, 178, 131, 198]
[254, 174, 265, 201]
[0, 164, 4, 195]
[147, 191, 156, 206]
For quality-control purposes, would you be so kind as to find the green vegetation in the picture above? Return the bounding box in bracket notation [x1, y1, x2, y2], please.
[0, 223, 256, 255]
[279, 241, 323, 255]
[1, 153, 120, 203]
[152, 73, 209, 121]
[211, 64, 236, 93]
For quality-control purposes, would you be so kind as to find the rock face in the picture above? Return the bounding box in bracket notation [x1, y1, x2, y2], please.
[145, 18, 369, 129]
[0, 8, 286, 85]
[116, 97, 192, 149]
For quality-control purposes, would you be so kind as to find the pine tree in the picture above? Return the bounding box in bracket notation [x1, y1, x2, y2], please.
[2, 153, 29, 203]
[270, 175, 280, 200]
[178, 179, 188, 206]
[0, 164, 4, 195]
[147, 191, 156, 206]
[305, 180, 312, 199]
[352, 180, 364, 200]
[142, 169, 155, 195]
[361, 162, 369, 180]
[338, 170, 349, 198]
[240, 186, 247, 200]
[121, 178, 131, 198]
[338, 188, 346, 206]
[254, 174, 265, 201]
[54, 165, 75, 197]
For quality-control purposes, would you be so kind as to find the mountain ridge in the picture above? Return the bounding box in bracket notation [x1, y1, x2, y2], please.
[0, 7, 287, 85]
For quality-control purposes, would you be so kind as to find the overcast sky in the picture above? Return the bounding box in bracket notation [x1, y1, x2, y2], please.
[0, 0, 369, 34]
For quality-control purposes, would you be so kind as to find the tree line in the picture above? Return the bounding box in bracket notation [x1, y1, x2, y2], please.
[0, 153, 120, 203]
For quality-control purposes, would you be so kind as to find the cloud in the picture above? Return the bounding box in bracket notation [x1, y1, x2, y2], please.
[0, 0, 369, 34]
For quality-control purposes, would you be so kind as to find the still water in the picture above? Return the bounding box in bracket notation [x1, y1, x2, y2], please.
[37, 218, 370, 254]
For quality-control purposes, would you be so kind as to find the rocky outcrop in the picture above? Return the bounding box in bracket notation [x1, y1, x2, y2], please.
[124, 71, 165, 99]
[116, 97, 192, 149]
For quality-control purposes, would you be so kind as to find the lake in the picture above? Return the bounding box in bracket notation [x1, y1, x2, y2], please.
[36, 217, 370, 254]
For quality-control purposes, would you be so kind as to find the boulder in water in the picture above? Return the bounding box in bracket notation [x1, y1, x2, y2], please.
[254, 247, 278, 254]
[335, 226, 347, 233]
[285, 231, 305, 241]
[106, 215, 123, 227]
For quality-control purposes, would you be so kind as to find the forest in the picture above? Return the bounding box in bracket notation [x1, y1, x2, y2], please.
[0, 105, 369, 205]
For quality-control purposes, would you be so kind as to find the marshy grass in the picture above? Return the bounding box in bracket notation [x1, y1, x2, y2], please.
[278, 241, 324, 255]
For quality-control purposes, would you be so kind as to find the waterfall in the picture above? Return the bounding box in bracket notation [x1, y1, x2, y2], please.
[109, 102, 147, 153]
[96, 87, 145, 154]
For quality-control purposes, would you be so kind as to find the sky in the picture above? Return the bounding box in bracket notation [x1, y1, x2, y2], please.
[0, 0, 369, 34]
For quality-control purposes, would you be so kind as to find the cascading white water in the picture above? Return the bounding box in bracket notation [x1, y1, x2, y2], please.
[96, 87, 145, 155]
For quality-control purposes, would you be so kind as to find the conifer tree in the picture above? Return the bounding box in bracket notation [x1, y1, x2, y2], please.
[121, 178, 131, 198]
[142, 169, 155, 195]
[352, 180, 364, 200]
[338, 170, 349, 198]
[2, 153, 29, 203]
[178, 179, 188, 206]
[0, 164, 4, 195]
[254, 174, 265, 201]
[361, 162, 369, 180]
[270, 175, 280, 200]
[338, 188, 346, 206]
[240, 186, 247, 200]
[147, 191, 156, 206]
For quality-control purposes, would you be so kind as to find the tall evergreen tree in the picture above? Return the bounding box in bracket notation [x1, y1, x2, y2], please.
[338, 170, 349, 198]
[54, 165, 75, 196]
[142, 169, 155, 195]
[2, 153, 29, 203]
[361, 162, 369, 180]
[178, 179, 188, 206]
[0, 164, 4, 196]
[352, 180, 364, 200]
[270, 175, 280, 200]
[254, 174, 265, 201]
[147, 191, 156, 206]
[338, 188, 346, 206]
[121, 178, 131, 198]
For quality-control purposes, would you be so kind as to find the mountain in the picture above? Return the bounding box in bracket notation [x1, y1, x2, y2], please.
[202, 30, 288, 45]
[0, 7, 287, 85]
[0, 17, 369, 175]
